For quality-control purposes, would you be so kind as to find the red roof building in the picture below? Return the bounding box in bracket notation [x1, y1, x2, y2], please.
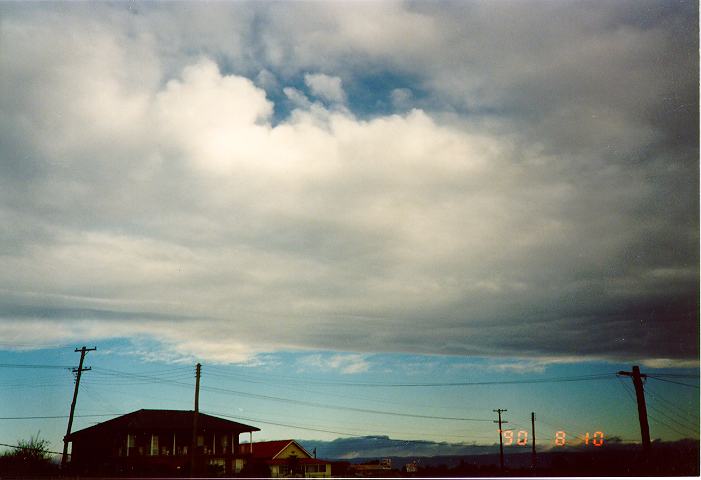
[64, 409, 259, 476]
[238, 439, 331, 477]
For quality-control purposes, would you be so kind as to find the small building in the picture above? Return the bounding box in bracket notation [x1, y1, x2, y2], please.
[65, 409, 259, 476]
[239, 439, 331, 478]
[352, 458, 394, 476]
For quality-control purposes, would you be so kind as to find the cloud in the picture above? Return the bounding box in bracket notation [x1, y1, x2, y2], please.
[0, 2, 696, 365]
[390, 88, 413, 110]
[298, 353, 371, 375]
[304, 73, 347, 104]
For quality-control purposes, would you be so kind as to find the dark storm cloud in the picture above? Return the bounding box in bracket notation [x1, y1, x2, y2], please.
[0, 1, 696, 364]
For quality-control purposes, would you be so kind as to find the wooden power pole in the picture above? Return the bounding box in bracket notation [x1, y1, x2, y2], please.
[190, 363, 201, 477]
[493, 409, 508, 470]
[618, 365, 650, 453]
[61, 346, 96, 468]
[531, 412, 536, 469]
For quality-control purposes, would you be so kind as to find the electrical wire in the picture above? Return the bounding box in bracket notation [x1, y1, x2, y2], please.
[617, 377, 697, 439]
[646, 373, 699, 379]
[204, 410, 480, 441]
[647, 411, 698, 439]
[647, 376, 700, 389]
[643, 384, 699, 420]
[86, 367, 494, 422]
[0, 414, 122, 420]
[204, 369, 616, 387]
[204, 371, 474, 413]
[0, 363, 74, 369]
[643, 404, 698, 437]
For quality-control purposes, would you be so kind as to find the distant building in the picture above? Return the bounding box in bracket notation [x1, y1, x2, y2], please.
[239, 439, 331, 477]
[404, 460, 418, 473]
[64, 409, 259, 476]
[352, 457, 394, 475]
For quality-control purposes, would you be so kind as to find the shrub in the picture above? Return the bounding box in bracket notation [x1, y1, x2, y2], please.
[0, 433, 58, 476]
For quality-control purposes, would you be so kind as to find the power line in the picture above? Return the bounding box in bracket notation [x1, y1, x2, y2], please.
[210, 412, 484, 442]
[647, 411, 698, 439]
[204, 371, 475, 412]
[616, 375, 637, 406]
[88, 367, 495, 422]
[0, 414, 122, 420]
[644, 393, 699, 425]
[201, 383, 494, 422]
[0, 342, 73, 349]
[643, 384, 700, 420]
[204, 369, 616, 387]
[646, 373, 699, 379]
[203, 410, 383, 439]
[0, 363, 74, 369]
[618, 368, 699, 441]
[647, 376, 700, 389]
[643, 403, 699, 437]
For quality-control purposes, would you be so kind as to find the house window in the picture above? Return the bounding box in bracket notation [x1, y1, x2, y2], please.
[150, 435, 159, 456]
[126, 434, 136, 456]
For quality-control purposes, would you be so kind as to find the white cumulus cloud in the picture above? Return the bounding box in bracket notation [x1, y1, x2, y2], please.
[304, 73, 347, 104]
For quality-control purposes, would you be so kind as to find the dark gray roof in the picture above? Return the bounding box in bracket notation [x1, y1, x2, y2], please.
[66, 409, 259, 440]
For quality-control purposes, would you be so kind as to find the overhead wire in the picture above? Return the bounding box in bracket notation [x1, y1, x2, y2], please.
[87, 367, 494, 422]
[204, 370, 474, 413]
[647, 411, 697, 439]
[641, 386, 699, 438]
[203, 369, 616, 387]
[617, 377, 697, 439]
[201, 383, 494, 421]
[0, 414, 122, 420]
[0, 363, 74, 370]
[643, 383, 699, 420]
[645, 373, 699, 379]
[643, 404, 698, 438]
[647, 376, 700, 389]
[204, 410, 489, 441]
[3, 362, 674, 446]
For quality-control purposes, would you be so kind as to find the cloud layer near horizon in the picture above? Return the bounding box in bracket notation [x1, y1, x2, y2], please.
[0, 1, 697, 365]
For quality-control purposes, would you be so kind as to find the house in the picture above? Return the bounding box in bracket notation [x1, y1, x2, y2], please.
[239, 439, 331, 477]
[64, 409, 259, 476]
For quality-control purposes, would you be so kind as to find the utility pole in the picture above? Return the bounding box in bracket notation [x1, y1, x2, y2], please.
[190, 363, 201, 477]
[61, 346, 96, 468]
[618, 365, 650, 453]
[493, 409, 508, 470]
[531, 412, 536, 469]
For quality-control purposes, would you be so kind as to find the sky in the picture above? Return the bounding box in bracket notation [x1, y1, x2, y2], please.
[0, 0, 698, 459]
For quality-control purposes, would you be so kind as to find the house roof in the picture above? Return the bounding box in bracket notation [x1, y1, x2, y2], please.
[66, 409, 259, 441]
[267, 458, 329, 466]
[241, 439, 312, 460]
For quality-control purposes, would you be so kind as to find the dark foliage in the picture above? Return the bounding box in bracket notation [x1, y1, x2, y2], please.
[0, 433, 59, 477]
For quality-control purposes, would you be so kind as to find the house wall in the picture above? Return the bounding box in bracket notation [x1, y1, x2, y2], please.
[269, 463, 330, 478]
[276, 443, 311, 459]
[71, 430, 244, 476]
[304, 463, 331, 477]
